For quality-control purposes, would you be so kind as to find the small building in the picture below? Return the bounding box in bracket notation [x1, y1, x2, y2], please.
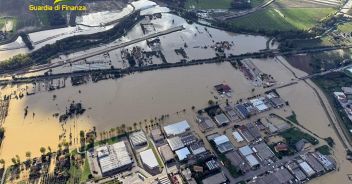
[151, 128, 164, 142]
[333, 92, 348, 103]
[312, 152, 336, 171]
[196, 115, 215, 132]
[247, 122, 261, 139]
[223, 105, 240, 122]
[235, 104, 250, 119]
[206, 159, 220, 171]
[96, 142, 133, 176]
[342, 87, 352, 95]
[180, 133, 197, 146]
[201, 172, 227, 184]
[303, 153, 325, 175]
[175, 147, 191, 161]
[158, 144, 174, 163]
[238, 125, 255, 142]
[214, 113, 230, 126]
[252, 142, 276, 161]
[167, 136, 185, 151]
[232, 131, 244, 143]
[295, 139, 311, 152]
[250, 98, 269, 112]
[129, 131, 147, 147]
[269, 97, 285, 108]
[214, 84, 231, 94]
[213, 135, 234, 153]
[189, 142, 207, 155]
[163, 120, 190, 137]
[239, 145, 254, 157]
[245, 154, 260, 168]
[140, 149, 159, 171]
[225, 151, 250, 173]
[274, 143, 288, 152]
[298, 161, 315, 177]
[286, 162, 307, 181]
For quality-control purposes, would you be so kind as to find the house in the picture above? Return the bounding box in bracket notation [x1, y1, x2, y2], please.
[247, 122, 261, 139]
[252, 142, 276, 161]
[213, 135, 234, 153]
[196, 115, 215, 132]
[274, 143, 288, 152]
[214, 113, 230, 126]
[250, 98, 269, 112]
[235, 104, 250, 119]
[298, 161, 315, 178]
[232, 131, 244, 143]
[295, 139, 311, 152]
[286, 162, 307, 181]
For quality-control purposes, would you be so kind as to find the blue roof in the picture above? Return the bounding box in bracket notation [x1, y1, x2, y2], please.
[235, 104, 249, 117]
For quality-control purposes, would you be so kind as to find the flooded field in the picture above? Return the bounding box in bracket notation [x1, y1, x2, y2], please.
[0, 62, 253, 163]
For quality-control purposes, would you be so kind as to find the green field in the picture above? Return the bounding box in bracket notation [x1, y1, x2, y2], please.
[338, 22, 352, 33]
[186, 0, 264, 9]
[230, 8, 335, 31]
[186, 0, 233, 9]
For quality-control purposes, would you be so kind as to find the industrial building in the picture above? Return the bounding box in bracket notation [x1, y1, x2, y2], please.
[175, 147, 191, 161]
[189, 142, 207, 155]
[167, 136, 185, 151]
[151, 128, 164, 142]
[129, 130, 147, 147]
[158, 144, 175, 163]
[213, 135, 234, 153]
[96, 142, 133, 176]
[140, 149, 159, 172]
[163, 120, 190, 137]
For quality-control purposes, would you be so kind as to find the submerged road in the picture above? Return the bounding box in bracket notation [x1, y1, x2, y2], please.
[12, 25, 185, 76]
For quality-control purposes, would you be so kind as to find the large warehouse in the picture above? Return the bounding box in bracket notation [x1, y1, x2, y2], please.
[96, 141, 133, 176]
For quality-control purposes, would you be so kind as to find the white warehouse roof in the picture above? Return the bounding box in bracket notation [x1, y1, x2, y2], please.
[239, 145, 254, 156]
[97, 142, 133, 174]
[129, 131, 147, 147]
[213, 135, 230, 145]
[175, 147, 191, 161]
[140, 149, 159, 169]
[163, 120, 190, 137]
[232, 131, 244, 142]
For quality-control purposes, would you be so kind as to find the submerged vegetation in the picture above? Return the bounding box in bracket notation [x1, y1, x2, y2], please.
[0, 11, 143, 73]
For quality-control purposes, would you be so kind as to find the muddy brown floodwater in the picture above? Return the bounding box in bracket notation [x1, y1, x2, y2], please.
[0, 62, 255, 163]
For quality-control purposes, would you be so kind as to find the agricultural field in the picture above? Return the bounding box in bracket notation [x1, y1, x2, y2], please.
[228, 0, 339, 32]
[185, 0, 264, 9]
[337, 22, 352, 33]
[230, 7, 335, 32]
[185, 0, 233, 9]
